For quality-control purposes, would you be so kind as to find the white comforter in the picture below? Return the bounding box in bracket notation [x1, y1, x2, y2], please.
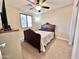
[35, 31, 54, 52]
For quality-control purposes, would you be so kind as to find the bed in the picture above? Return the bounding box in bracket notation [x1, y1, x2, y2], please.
[24, 23, 56, 52]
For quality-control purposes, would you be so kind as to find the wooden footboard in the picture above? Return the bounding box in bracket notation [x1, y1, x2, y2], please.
[24, 29, 41, 52]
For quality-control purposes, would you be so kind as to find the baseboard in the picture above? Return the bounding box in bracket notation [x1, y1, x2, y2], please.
[56, 36, 69, 42]
[56, 35, 73, 45]
[69, 42, 73, 45]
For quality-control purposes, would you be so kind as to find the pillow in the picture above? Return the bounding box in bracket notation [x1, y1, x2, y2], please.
[39, 28, 54, 32]
[41, 25, 46, 29]
[40, 23, 55, 32]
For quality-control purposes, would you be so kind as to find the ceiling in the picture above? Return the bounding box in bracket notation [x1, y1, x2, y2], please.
[1, 0, 73, 14]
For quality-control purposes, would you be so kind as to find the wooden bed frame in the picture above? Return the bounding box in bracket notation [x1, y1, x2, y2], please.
[24, 23, 56, 53]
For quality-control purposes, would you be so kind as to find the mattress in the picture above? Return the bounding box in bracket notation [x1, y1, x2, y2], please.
[35, 30, 54, 52]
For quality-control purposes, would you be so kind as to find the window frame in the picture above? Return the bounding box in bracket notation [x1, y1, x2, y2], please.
[20, 13, 33, 28]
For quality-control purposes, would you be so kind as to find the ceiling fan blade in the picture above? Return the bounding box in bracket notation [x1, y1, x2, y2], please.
[37, 0, 40, 4]
[42, 0, 46, 3]
[27, 0, 35, 4]
[42, 6, 50, 9]
[25, 4, 32, 6]
[30, 7, 34, 10]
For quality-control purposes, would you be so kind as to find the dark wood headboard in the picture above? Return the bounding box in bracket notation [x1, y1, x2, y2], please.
[41, 23, 56, 31]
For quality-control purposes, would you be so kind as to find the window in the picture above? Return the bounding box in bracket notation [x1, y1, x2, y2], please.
[20, 14, 32, 28]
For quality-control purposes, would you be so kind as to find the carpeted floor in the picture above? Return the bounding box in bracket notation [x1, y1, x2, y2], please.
[21, 39, 72, 59]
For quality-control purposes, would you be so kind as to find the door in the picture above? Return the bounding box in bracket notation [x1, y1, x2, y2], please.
[71, 5, 79, 59]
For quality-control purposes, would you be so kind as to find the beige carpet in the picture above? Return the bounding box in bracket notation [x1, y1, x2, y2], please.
[21, 39, 72, 59]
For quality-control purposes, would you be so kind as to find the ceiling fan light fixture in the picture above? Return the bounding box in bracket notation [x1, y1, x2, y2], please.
[35, 6, 42, 10]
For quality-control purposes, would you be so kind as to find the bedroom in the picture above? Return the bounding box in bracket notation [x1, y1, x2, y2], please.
[0, 0, 79, 59]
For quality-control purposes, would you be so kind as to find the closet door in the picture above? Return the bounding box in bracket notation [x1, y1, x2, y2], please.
[69, 0, 79, 45]
[71, 6, 79, 59]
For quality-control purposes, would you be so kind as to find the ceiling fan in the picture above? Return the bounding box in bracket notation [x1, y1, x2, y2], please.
[26, 0, 50, 12]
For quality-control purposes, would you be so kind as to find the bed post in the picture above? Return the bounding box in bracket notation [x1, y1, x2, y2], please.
[54, 25, 56, 39]
[54, 30, 55, 38]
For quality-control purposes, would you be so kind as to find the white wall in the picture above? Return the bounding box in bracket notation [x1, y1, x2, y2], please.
[41, 5, 73, 40]
[0, 0, 2, 11]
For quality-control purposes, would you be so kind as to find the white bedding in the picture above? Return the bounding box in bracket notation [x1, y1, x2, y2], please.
[35, 31, 54, 52]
